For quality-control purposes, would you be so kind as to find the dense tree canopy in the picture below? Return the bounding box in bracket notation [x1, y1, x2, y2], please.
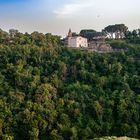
[103, 24, 128, 39]
[0, 29, 140, 140]
[125, 29, 140, 44]
[80, 29, 97, 41]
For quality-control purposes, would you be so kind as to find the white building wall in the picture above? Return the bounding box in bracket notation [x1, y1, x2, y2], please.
[68, 36, 88, 48]
[68, 37, 77, 48]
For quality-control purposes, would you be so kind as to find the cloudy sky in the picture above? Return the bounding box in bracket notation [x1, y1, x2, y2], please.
[0, 0, 140, 37]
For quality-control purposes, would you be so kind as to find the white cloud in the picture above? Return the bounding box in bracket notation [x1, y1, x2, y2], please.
[53, 1, 93, 18]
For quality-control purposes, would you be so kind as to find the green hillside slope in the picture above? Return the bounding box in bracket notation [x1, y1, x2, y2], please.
[93, 136, 139, 140]
[0, 29, 140, 139]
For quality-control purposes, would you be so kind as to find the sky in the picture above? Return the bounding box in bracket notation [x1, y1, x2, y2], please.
[0, 0, 140, 37]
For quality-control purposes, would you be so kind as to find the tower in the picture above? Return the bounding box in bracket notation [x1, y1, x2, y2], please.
[68, 28, 72, 37]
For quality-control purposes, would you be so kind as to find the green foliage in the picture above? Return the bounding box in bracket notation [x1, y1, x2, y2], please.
[0, 29, 140, 139]
[80, 29, 97, 41]
[125, 29, 140, 44]
[93, 136, 138, 140]
[103, 24, 128, 39]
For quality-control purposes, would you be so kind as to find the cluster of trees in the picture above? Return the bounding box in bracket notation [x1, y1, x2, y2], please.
[125, 29, 140, 44]
[79, 24, 128, 40]
[93, 136, 138, 140]
[79, 24, 140, 44]
[0, 29, 140, 140]
[79, 29, 106, 41]
[103, 24, 128, 39]
[0, 29, 61, 47]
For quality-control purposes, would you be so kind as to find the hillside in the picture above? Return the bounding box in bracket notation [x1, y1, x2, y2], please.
[93, 136, 139, 140]
[0, 29, 140, 139]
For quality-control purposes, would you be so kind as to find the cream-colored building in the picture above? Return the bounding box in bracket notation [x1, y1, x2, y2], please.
[68, 36, 88, 48]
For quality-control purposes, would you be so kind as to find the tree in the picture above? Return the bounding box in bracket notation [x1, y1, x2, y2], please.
[0, 29, 8, 43]
[80, 29, 97, 41]
[31, 32, 46, 46]
[9, 29, 18, 38]
[103, 24, 128, 39]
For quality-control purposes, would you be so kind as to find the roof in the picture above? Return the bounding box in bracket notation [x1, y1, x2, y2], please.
[68, 36, 87, 39]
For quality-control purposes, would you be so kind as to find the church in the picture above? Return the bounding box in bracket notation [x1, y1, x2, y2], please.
[67, 29, 88, 48]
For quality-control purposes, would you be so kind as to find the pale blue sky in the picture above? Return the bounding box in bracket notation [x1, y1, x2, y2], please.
[0, 0, 140, 37]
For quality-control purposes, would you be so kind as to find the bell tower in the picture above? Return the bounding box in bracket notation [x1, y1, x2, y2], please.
[68, 28, 72, 37]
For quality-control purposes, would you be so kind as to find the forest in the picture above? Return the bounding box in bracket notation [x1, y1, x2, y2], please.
[0, 28, 140, 140]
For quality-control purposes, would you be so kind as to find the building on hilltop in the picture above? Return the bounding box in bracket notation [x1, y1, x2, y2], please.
[68, 28, 72, 37]
[68, 36, 88, 48]
[88, 33, 113, 52]
[64, 29, 112, 52]
[65, 29, 88, 48]
[67, 28, 78, 37]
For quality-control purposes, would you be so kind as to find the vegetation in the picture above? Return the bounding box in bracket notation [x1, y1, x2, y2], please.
[103, 24, 128, 39]
[93, 136, 138, 140]
[0, 28, 140, 140]
[80, 29, 97, 41]
[125, 29, 140, 44]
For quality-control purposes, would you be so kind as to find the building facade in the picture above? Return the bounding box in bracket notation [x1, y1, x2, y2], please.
[68, 36, 88, 48]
